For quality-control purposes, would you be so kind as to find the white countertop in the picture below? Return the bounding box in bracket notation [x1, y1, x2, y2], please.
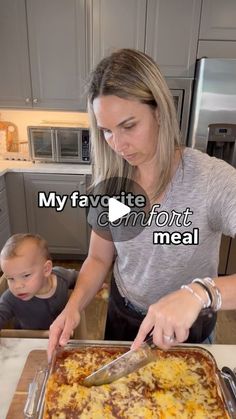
[0, 159, 92, 176]
[0, 338, 235, 419]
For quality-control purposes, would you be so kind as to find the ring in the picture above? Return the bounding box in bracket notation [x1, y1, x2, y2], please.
[163, 334, 174, 342]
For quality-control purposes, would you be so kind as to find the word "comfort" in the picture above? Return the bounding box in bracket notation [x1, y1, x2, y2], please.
[98, 204, 199, 245]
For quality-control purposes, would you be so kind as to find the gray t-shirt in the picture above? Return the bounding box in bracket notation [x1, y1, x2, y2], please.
[112, 148, 236, 311]
[0, 266, 77, 330]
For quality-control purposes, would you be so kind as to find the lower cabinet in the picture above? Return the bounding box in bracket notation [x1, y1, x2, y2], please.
[0, 176, 11, 251]
[226, 237, 236, 275]
[218, 235, 236, 276]
[24, 173, 89, 256]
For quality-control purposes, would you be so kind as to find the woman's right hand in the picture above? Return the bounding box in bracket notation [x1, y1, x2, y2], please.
[47, 302, 81, 362]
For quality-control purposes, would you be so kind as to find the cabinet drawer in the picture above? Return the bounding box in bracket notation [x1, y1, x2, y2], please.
[0, 188, 9, 224]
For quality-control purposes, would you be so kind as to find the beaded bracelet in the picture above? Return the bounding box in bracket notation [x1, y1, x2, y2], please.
[180, 284, 207, 309]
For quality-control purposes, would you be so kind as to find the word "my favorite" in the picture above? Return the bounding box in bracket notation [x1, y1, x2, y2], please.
[38, 191, 145, 212]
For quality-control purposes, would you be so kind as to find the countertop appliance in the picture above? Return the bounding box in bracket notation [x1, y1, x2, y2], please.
[188, 58, 236, 168]
[166, 78, 192, 146]
[28, 126, 90, 164]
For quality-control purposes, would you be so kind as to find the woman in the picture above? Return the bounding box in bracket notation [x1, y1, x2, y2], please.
[48, 49, 236, 360]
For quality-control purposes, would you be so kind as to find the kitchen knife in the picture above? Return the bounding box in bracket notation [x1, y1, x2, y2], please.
[83, 337, 156, 387]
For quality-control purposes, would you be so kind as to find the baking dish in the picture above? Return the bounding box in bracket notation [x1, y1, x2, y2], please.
[24, 340, 236, 418]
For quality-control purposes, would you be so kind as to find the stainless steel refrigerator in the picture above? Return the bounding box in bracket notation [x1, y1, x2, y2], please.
[188, 58, 236, 168]
[188, 58, 236, 275]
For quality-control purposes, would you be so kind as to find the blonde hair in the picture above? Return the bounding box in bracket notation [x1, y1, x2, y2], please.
[0, 234, 51, 261]
[87, 48, 182, 198]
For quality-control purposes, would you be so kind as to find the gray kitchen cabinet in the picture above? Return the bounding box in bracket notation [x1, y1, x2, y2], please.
[90, 0, 202, 77]
[89, 0, 146, 69]
[197, 40, 236, 59]
[26, 0, 87, 110]
[218, 235, 236, 276]
[5, 172, 28, 234]
[0, 0, 31, 108]
[226, 238, 236, 275]
[0, 176, 11, 251]
[200, 0, 236, 40]
[145, 0, 202, 77]
[0, 0, 202, 109]
[218, 235, 231, 275]
[24, 173, 89, 256]
[0, 0, 87, 110]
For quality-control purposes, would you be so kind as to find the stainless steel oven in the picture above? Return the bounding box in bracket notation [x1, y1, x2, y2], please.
[28, 126, 90, 163]
[166, 78, 193, 145]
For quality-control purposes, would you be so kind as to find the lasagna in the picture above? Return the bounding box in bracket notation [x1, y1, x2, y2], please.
[43, 346, 229, 418]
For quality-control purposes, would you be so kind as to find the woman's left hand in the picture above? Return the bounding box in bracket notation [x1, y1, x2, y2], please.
[131, 287, 203, 350]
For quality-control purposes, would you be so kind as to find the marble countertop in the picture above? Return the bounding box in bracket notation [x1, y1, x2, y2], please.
[0, 338, 236, 419]
[0, 159, 92, 176]
[0, 338, 48, 419]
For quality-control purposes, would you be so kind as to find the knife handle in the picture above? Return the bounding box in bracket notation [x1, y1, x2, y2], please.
[219, 372, 236, 418]
[222, 367, 236, 399]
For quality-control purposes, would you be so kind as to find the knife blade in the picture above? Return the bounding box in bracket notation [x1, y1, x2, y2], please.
[83, 337, 156, 387]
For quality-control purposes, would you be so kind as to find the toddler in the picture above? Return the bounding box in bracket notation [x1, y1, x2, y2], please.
[0, 234, 78, 330]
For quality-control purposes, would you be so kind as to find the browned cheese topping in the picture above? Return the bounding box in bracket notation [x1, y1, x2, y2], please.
[43, 347, 229, 418]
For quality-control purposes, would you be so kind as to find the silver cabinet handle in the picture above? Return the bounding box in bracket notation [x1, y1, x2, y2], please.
[33, 98, 38, 104]
[25, 97, 31, 103]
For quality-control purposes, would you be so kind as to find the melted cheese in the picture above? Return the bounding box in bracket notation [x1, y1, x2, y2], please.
[43, 348, 229, 419]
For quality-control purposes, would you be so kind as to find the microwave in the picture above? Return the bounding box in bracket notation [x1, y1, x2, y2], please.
[28, 126, 90, 163]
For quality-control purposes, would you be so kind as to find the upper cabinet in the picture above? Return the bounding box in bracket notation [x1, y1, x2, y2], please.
[145, 0, 202, 77]
[0, 0, 87, 110]
[200, 0, 236, 40]
[0, 0, 31, 108]
[89, 0, 202, 78]
[89, 0, 146, 69]
[0, 0, 204, 110]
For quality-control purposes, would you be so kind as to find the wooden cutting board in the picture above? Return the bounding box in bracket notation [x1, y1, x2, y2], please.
[0, 121, 19, 152]
[6, 350, 47, 419]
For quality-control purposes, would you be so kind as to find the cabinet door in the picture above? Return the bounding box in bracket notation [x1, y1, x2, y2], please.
[0, 0, 32, 108]
[5, 172, 28, 234]
[200, 0, 236, 40]
[24, 173, 88, 255]
[0, 187, 11, 251]
[145, 0, 202, 77]
[198, 40, 236, 59]
[90, 0, 146, 69]
[218, 235, 231, 275]
[0, 221, 11, 252]
[26, 0, 87, 110]
[226, 238, 236, 275]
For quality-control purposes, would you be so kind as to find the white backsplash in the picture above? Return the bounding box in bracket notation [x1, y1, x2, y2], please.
[0, 109, 89, 159]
